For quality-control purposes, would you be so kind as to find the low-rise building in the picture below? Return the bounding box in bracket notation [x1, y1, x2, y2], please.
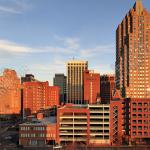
[56, 103, 118, 146]
[19, 114, 56, 147]
[57, 104, 90, 145]
[88, 104, 110, 146]
[125, 98, 150, 145]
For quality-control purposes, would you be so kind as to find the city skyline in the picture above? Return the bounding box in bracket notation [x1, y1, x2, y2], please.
[1, 0, 150, 148]
[1, 0, 150, 84]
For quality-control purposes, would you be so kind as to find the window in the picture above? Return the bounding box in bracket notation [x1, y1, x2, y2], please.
[133, 114, 136, 118]
[138, 108, 142, 112]
[133, 120, 136, 124]
[133, 103, 136, 107]
[138, 126, 142, 130]
[133, 132, 136, 136]
[144, 126, 148, 130]
[144, 103, 148, 107]
[138, 132, 142, 136]
[138, 103, 142, 107]
[144, 108, 148, 112]
[144, 132, 148, 136]
[133, 108, 136, 112]
[138, 114, 142, 118]
[133, 126, 136, 130]
[144, 120, 148, 124]
[138, 120, 142, 124]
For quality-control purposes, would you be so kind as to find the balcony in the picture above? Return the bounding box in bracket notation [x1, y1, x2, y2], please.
[60, 126, 73, 130]
[60, 137, 86, 142]
[60, 132, 87, 136]
[60, 115, 87, 119]
[60, 121, 87, 125]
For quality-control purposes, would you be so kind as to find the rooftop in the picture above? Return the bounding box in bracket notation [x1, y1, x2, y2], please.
[20, 116, 56, 126]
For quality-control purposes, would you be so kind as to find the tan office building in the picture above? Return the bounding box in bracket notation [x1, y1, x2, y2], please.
[66, 60, 88, 104]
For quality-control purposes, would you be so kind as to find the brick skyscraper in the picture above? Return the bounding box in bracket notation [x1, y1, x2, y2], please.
[115, 0, 150, 98]
[67, 60, 88, 104]
[84, 70, 100, 104]
[0, 69, 21, 116]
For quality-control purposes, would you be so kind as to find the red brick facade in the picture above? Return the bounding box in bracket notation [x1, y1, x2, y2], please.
[126, 98, 150, 144]
[115, 0, 150, 98]
[110, 99, 124, 146]
[84, 70, 100, 104]
[19, 116, 56, 146]
[23, 81, 60, 116]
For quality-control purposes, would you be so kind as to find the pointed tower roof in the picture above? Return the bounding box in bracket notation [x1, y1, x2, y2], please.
[112, 90, 121, 100]
[133, 0, 143, 15]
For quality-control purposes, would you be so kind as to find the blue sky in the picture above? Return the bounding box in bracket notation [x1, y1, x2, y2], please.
[0, 0, 150, 84]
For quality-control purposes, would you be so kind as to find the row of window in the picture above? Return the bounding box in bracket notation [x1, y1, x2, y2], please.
[20, 133, 45, 138]
[132, 114, 150, 118]
[132, 126, 149, 130]
[132, 120, 149, 124]
[132, 132, 149, 136]
[21, 126, 45, 131]
[132, 102, 149, 107]
[132, 108, 149, 112]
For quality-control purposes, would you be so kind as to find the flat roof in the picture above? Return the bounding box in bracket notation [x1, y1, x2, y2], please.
[20, 116, 56, 126]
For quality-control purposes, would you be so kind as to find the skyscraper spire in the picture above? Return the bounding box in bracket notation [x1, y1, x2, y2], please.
[134, 0, 143, 15]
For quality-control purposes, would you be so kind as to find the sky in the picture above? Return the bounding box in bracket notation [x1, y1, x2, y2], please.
[0, 0, 150, 85]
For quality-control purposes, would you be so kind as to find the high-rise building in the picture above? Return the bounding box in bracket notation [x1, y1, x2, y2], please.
[84, 70, 100, 104]
[23, 81, 60, 116]
[67, 60, 88, 104]
[0, 69, 21, 116]
[53, 74, 66, 104]
[115, 0, 150, 98]
[100, 75, 115, 104]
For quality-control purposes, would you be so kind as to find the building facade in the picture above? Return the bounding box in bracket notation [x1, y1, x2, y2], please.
[100, 75, 115, 104]
[48, 86, 60, 108]
[0, 69, 21, 116]
[19, 115, 56, 147]
[125, 98, 150, 145]
[110, 99, 124, 146]
[23, 81, 60, 116]
[57, 104, 90, 145]
[88, 104, 110, 146]
[115, 0, 150, 98]
[84, 70, 100, 104]
[67, 60, 88, 104]
[56, 104, 121, 146]
[53, 74, 66, 104]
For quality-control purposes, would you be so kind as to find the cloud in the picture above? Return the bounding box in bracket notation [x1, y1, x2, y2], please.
[0, 6, 21, 14]
[0, 37, 115, 60]
[29, 58, 66, 84]
[54, 35, 80, 49]
[0, 40, 32, 53]
[0, 39, 76, 55]
[0, 0, 31, 14]
[79, 45, 115, 58]
[0, 37, 115, 83]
